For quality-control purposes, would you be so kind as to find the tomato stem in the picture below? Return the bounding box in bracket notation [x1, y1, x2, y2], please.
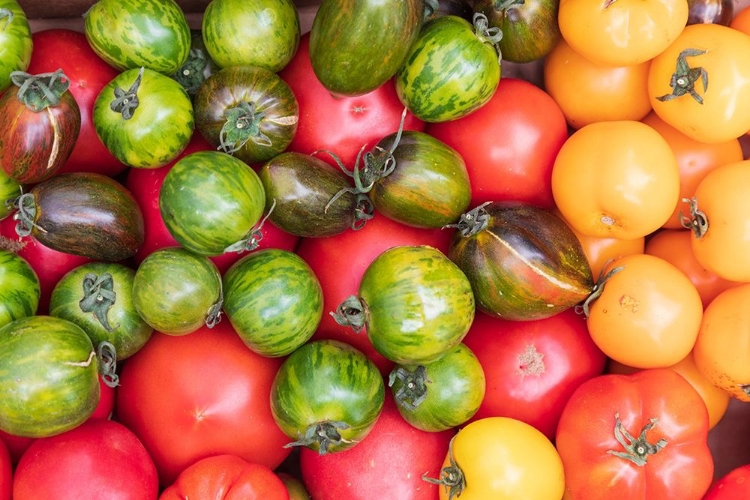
[173, 47, 210, 96]
[330, 295, 368, 333]
[223, 199, 277, 254]
[493, 0, 526, 12]
[655, 48, 708, 105]
[473, 12, 503, 62]
[79, 273, 118, 332]
[422, 435, 466, 500]
[679, 196, 709, 239]
[205, 280, 223, 329]
[97, 341, 119, 388]
[576, 264, 625, 318]
[10, 68, 71, 112]
[423, 0, 439, 20]
[110, 67, 144, 120]
[9, 192, 46, 238]
[285, 420, 353, 455]
[389, 365, 429, 410]
[445, 201, 492, 237]
[219, 101, 271, 154]
[607, 412, 667, 466]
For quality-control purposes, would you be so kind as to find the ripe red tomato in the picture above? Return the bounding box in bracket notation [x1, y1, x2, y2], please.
[299, 392, 453, 500]
[463, 309, 607, 440]
[0, 439, 9, 500]
[115, 321, 291, 486]
[703, 463, 750, 499]
[12, 419, 159, 500]
[25, 29, 126, 177]
[426, 77, 568, 209]
[277, 32, 425, 169]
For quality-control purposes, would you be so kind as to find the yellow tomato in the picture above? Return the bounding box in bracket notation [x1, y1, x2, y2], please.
[558, 0, 688, 66]
[585, 253, 704, 368]
[543, 38, 652, 130]
[648, 24, 750, 144]
[431, 417, 564, 500]
[551, 120, 679, 240]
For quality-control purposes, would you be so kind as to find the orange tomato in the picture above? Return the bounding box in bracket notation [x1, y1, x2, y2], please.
[645, 229, 741, 308]
[730, 4, 750, 35]
[694, 283, 750, 401]
[641, 112, 744, 229]
[584, 253, 703, 369]
[686, 159, 750, 282]
[543, 38, 652, 130]
[551, 120, 679, 240]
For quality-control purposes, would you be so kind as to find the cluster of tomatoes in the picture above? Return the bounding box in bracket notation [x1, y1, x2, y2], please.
[1, 0, 750, 498]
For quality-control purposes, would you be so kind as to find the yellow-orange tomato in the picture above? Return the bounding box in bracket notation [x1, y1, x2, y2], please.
[641, 112, 744, 229]
[606, 352, 731, 430]
[730, 4, 750, 36]
[645, 228, 741, 308]
[585, 253, 704, 369]
[694, 283, 750, 401]
[686, 160, 750, 282]
[558, 0, 688, 66]
[648, 23, 750, 144]
[551, 120, 680, 240]
[543, 38, 652, 130]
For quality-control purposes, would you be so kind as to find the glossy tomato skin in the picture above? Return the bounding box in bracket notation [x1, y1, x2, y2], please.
[26, 29, 125, 177]
[278, 33, 425, 170]
[0, 0, 32, 93]
[703, 464, 750, 499]
[464, 309, 607, 440]
[115, 322, 291, 486]
[556, 369, 714, 499]
[300, 391, 453, 500]
[0, 249, 39, 329]
[426, 77, 567, 209]
[12, 419, 158, 500]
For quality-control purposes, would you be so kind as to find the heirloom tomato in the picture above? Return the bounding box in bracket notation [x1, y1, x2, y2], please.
[426, 77, 567, 209]
[0, 0, 31, 93]
[12, 419, 159, 500]
[556, 369, 714, 499]
[0, 171, 19, 221]
[0, 249, 38, 329]
[703, 464, 750, 499]
[115, 323, 290, 486]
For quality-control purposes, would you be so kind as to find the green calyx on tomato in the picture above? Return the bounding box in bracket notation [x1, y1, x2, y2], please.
[680, 196, 709, 239]
[445, 201, 492, 236]
[285, 420, 352, 455]
[219, 100, 272, 154]
[388, 365, 428, 410]
[330, 295, 368, 333]
[110, 66, 144, 120]
[472, 12, 503, 62]
[655, 48, 708, 104]
[607, 412, 667, 466]
[96, 340, 119, 388]
[422, 435, 466, 500]
[223, 199, 276, 254]
[577, 264, 625, 317]
[9, 68, 70, 112]
[78, 273, 117, 332]
[9, 192, 40, 237]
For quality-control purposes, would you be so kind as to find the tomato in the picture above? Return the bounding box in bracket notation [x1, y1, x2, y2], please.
[26, 29, 125, 177]
[730, 3, 750, 34]
[300, 392, 452, 500]
[0, 0, 32, 93]
[648, 24, 750, 144]
[687, 0, 733, 25]
[159, 454, 289, 500]
[585, 253, 704, 368]
[703, 464, 750, 499]
[427, 417, 565, 500]
[543, 37, 652, 130]
[115, 322, 290, 486]
[556, 369, 714, 499]
[0, 171, 19, 221]
[12, 419, 158, 500]
[552, 120, 680, 240]
[0, 249, 38, 329]
[464, 309, 606, 440]
[693, 283, 750, 402]
[278, 473, 309, 500]
[558, 0, 688, 66]
[0, 438, 9, 500]
[426, 77, 567, 209]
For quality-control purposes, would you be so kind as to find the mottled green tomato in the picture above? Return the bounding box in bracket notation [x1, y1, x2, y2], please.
[0, 169, 20, 220]
[0, 0, 32, 93]
[0, 249, 39, 329]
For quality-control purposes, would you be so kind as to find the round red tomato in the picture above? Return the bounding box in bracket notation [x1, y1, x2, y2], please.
[12, 419, 158, 500]
[295, 213, 452, 375]
[300, 392, 453, 500]
[0, 439, 9, 500]
[463, 308, 607, 440]
[426, 77, 568, 209]
[115, 321, 290, 487]
[278, 32, 425, 170]
[704, 463, 750, 499]
[25, 29, 126, 177]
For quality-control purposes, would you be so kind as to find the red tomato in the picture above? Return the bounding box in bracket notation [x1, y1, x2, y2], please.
[463, 309, 607, 440]
[115, 321, 290, 486]
[426, 77, 568, 209]
[278, 32, 425, 169]
[703, 463, 750, 499]
[25, 29, 126, 177]
[299, 392, 453, 500]
[0, 439, 9, 500]
[556, 369, 714, 499]
[0, 430, 33, 465]
[12, 419, 159, 500]
[295, 213, 452, 374]
[91, 374, 116, 420]
[159, 455, 289, 500]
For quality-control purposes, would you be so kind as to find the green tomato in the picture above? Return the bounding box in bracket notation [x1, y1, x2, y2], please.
[0, 0, 32, 93]
[0, 249, 39, 329]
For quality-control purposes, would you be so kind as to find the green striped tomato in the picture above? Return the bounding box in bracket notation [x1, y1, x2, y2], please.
[0, 249, 39, 329]
[132, 247, 223, 336]
[202, 0, 300, 72]
[333, 245, 475, 365]
[0, 169, 20, 220]
[49, 262, 153, 361]
[83, 0, 191, 74]
[159, 151, 266, 257]
[93, 67, 194, 169]
[0, 315, 100, 438]
[223, 249, 323, 357]
[388, 342, 485, 432]
[309, 0, 424, 96]
[270, 339, 385, 454]
[0, 0, 32, 93]
[396, 14, 502, 122]
[448, 201, 594, 320]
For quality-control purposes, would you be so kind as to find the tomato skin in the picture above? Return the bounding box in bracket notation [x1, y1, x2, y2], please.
[556, 369, 714, 500]
[0, 439, 8, 500]
[115, 322, 291, 487]
[703, 464, 750, 499]
[0, 249, 39, 329]
[12, 419, 158, 500]
[426, 77, 567, 209]
[0, 0, 32, 93]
